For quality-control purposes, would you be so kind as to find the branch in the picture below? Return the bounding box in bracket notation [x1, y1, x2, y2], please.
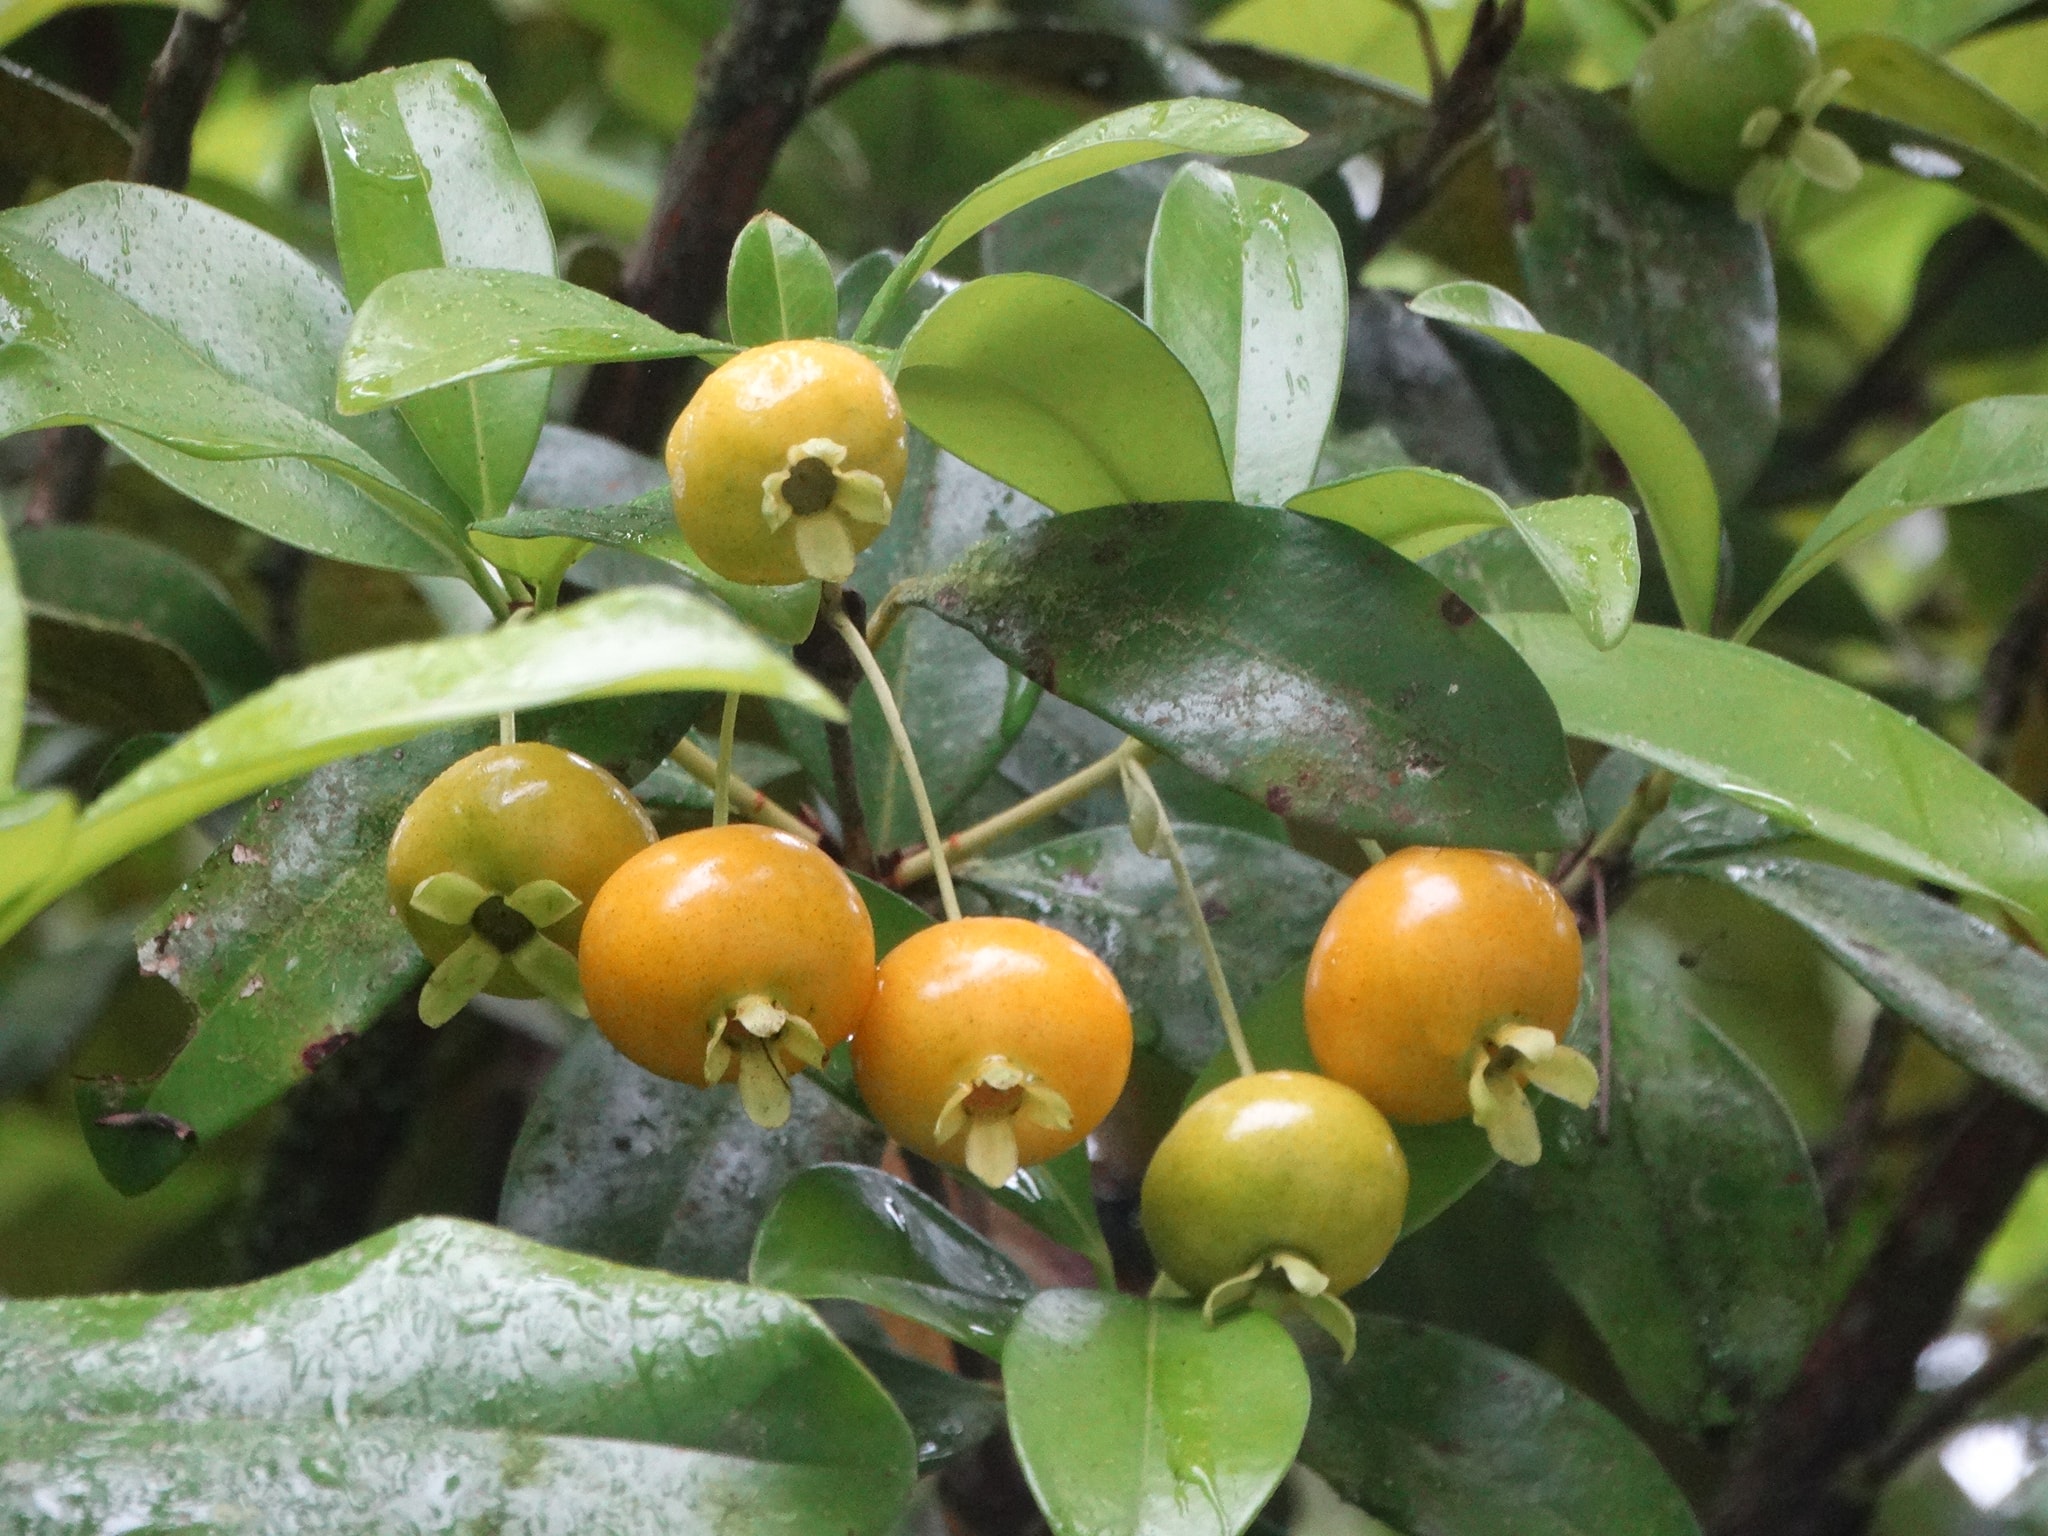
[1352, 0, 1525, 273]
[1818, 1010, 1908, 1232]
[1856, 1326, 2048, 1490]
[23, 0, 252, 529]
[574, 0, 843, 452]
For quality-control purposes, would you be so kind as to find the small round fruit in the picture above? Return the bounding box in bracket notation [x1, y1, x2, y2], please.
[1142, 1070, 1407, 1299]
[666, 338, 908, 586]
[579, 824, 876, 1126]
[387, 742, 655, 1024]
[853, 916, 1132, 1187]
[1630, 0, 1819, 193]
[1303, 846, 1593, 1165]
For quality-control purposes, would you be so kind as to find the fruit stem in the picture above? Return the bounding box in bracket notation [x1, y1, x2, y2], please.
[1124, 757, 1254, 1079]
[891, 737, 1155, 888]
[668, 736, 818, 844]
[829, 597, 961, 921]
[712, 690, 740, 829]
[499, 711, 515, 747]
[1556, 766, 1673, 900]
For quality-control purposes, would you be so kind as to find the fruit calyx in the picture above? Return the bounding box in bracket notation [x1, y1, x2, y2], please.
[760, 436, 893, 582]
[1467, 1020, 1599, 1166]
[704, 993, 827, 1128]
[933, 1053, 1074, 1188]
[1202, 1250, 1357, 1361]
[408, 872, 585, 1026]
[1733, 67, 1861, 218]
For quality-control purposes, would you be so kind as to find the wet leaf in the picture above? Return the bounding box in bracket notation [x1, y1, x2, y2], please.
[750, 1164, 1036, 1355]
[1496, 612, 2048, 938]
[897, 503, 1586, 849]
[1410, 282, 1721, 634]
[1004, 1288, 1308, 1536]
[895, 273, 1231, 512]
[1514, 907, 1824, 1430]
[1497, 79, 1780, 503]
[850, 1344, 1005, 1471]
[312, 62, 555, 521]
[991, 1146, 1114, 1290]
[727, 212, 838, 346]
[0, 526, 19, 785]
[1146, 163, 1346, 505]
[1300, 1314, 1703, 1536]
[959, 824, 1349, 1073]
[0, 1217, 916, 1536]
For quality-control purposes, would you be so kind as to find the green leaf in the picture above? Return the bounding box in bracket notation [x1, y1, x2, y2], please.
[1301, 1314, 1703, 1536]
[312, 61, 555, 522]
[895, 273, 1231, 512]
[340, 267, 735, 415]
[475, 489, 821, 645]
[897, 503, 1586, 849]
[991, 1147, 1115, 1291]
[960, 824, 1349, 1073]
[1003, 1289, 1309, 1536]
[1737, 396, 2048, 643]
[1496, 612, 2048, 937]
[0, 919, 131, 1100]
[0, 526, 24, 786]
[16, 587, 841, 946]
[1189, 959, 1500, 1238]
[0, 790, 75, 919]
[850, 1343, 1005, 1471]
[0, 184, 472, 577]
[503, 1031, 883, 1278]
[1497, 80, 1780, 502]
[1145, 163, 1346, 505]
[0, 57, 130, 203]
[16, 525, 272, 721]
[1824, 34, 2048, 243]
[727, 211, 839, 346]
[750, 1164, 1036, 1355]
[848, 870, 939, 958]
[855, 98, 1308, 342]
[1516, 907, 1824, 1430]
[0, 0, 211, 51]
[1681, 854, 2048, 1119]
[1292, 469, 1640, 649]
[0, 1216, 916, 1536]
[1410, 282, 1721, 634]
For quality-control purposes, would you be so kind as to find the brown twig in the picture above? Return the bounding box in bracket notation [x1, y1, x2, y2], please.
[574, 0, 843, 451]
[1352, 0, 1525, 274]
[1819, 1011, 1909, 1233]
[22, 0, 252, 530]
[1855, 1326, 2048, 1490]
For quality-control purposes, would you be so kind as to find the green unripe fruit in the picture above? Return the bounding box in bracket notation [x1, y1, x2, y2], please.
[1630, 0, 1820, 193]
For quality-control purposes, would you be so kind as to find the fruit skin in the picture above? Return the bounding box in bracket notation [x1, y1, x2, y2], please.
[386, 742, 655, 997]
[1630, 0, 1819, 193]
[852, 915, 1132, 1171]
[1303, 846, 1582, 1124]
[1141, 1070, 1408, 1297]
[579, 823, 876, 1085]
[666, 338, 908, 586]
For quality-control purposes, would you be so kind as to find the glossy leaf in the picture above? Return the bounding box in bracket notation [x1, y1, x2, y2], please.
[1825, 34, 2048, 241]
[1517, 908, 1824, 1429]
[340, 267, 734, 415]
[728, 211, 838, 346]
[897, 503, 1586, 849]
[1190, 958, 1500, 1237]
[1145, 163, 1345, 505]
[0, 184, 471, 576]
[960, 824, 1348, 1073]
[750, 1163, 1036, 1355]
[16, 587, 840, 944]
[0, 1217, 916, 1536]
[991, 1147, 1115, 1290]
[1292, 469, 1640, 649]
[15, 525, 271, 718]
[0, 57, 130, 203]
[1738, 396, 2048, 642]
[503, 1030, 883, 1279]
[1300, 1314, 1703, 1536]
[855, 98, 1307, 341]
[1497, 80, 1780, 502]
[312, 62, 555, 521]
[1004, 1288, 1309, 1536]
[0, 525, 24, 785]
[475, 489, 821, 645]
[852, 1344, 1005, 1471]
[1495, 612, 2048, 936]
[1410, 283, 1721, 634]
[895, 274, 1231, 512]
[1683, 854, 2048, 1117]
